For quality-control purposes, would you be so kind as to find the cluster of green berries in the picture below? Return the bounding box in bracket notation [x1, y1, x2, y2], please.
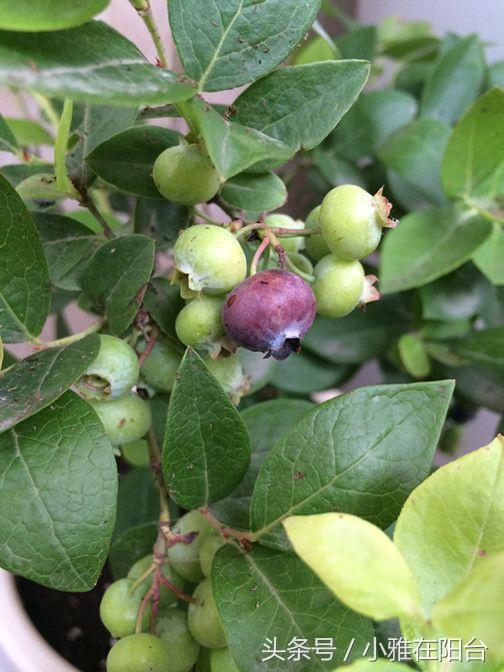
[306, 184, 395, 317]
[101, 510, 238, 672]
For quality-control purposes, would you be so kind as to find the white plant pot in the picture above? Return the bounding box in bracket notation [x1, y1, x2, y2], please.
[0, 570, 78, 672]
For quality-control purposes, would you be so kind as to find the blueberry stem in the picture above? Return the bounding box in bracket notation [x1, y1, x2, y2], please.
[250, 235, 270, 275]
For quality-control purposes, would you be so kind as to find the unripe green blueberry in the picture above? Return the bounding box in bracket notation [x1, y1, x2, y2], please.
[204, 354, 249, 405]
[100, 578, 150, 638]
[265, 213, 305, 253]
[139, 337, 182, 393]
[76, 335, 139, 401]
[210, 648, 240, 672]
[173, 225, 247, 296]
[121, 439, 150, 467]
[106, 634, 170, 672]
[313, 254, 380, 318]
[237, 348, 276, 394]
[304, 206, 330, 261]
[90, 395, 152, 446]
[199, 533, 225, 577]
[166, 510, 213, 582]
[187, 578, 227, 649]
[320, 185, 394, 260]
[127, 555, 186, 609]
[175, 295, 226, 356]
[155, 608, 200, 672]
[153, 143, 220, 206]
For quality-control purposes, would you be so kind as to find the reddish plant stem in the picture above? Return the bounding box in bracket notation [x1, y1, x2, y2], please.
[138, 326, 159, 367]
[135, 586, 154, 633]
[250, 235, 270, 275]
[158, 575, 198, 604]
[199, 507, 255, 545]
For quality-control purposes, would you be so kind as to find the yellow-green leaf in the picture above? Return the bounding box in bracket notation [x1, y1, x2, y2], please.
[432, 551, 504, 660]
[284, 512, 421, 621]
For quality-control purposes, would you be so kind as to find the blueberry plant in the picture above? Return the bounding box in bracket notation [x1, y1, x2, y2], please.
[0, 2, 502, 672]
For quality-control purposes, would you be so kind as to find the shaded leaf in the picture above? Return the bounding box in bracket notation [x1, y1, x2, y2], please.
[87, 126, 182, 198]
[0, 391, 117, 591]
[420, 35, 485, 123]
[380, 205, 492, 294]
[220, 172, 287, 215]
[0, 174, 50, 342]
[0, 0, 109, 31]
[420, 263, 490, 321]
[113, 468, 159, 541]
[378, 118, 451, 206]
[0, 22, 196, 106]
[442, 88, 504, 200]
[81, 235, 155, 335]
[213, 544, 373, 672]
[109, 522, 157, 580]
[329, 90, 417, 161]
[143, 278, 184, 339]
[35, 212, 102, 291]
[0, 334, 99, 433]
[473, 224, 504, 285]
[163, 349, 250, 509]
[4, 118, 53, 146]
[0, 113, 18, 153]
[180, 97, 291, 181]
[134, 198, 190, 250]
[271, 350, 353, 394]
[455, 327, 504, 369]
[211, 399, 313, 529]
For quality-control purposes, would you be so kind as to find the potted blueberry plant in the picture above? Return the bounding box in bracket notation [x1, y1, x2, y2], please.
[0, 1, 502, 671]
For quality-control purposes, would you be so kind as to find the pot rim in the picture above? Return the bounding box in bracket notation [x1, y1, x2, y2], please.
[0, 569, 78, 672]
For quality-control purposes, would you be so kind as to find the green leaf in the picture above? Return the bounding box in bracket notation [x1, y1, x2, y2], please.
[0, 391, 117, 591]
[432, 551, 504, 659]
[0, 22, 196, 106]
[134, 199, 190, 250]
[54, 99, 76, 195]
[220, 172, 287, 215]
[250, 381, 454, 549]
[66, 104, 138, 193]
[211, 399, 313, 529]
[398, 334, 431, 378]
[442, 88, 504, 200]
[473, 224, 504, 285]
[180, 98, 291, 181]
[0, 174, 50, 342]
[420, 263, 491, 321]
[15, 172, 67, 202]
[312, 149, 367, 189]
[394, 436, 504, 617]
[163, 349, 250, 509]
[329, 90, 417, 162]
[455, 327, 504, 369]
[378, 118, 451, 205]
[113, 468, 159, 541]
[292, 34, 339, 65]
[81, 235, 155, 335]
[0, 113, 19, 154]
[87, 126, 182, 198]
[109, 522, 157, 580]
[271, 350, 352, 394]
[1, 163, 51, 188]
[4, 118, 53, 146]
[34, 213, 102, 291]
[441, 363, 504, 414]
[380, 205, 492, 294]
[335, 26, 377, 61]
[285, 513, 421, 620]
[0, 0, 109, 31]
[233, 60, 370, 153]
[143, 278, 184, 339]
[213, 544, 373, 672]
[169, 0, 321, 92]
[0, 334, 99, 433]
[303, 297, 407, 365]
[420, 35, 485, 123]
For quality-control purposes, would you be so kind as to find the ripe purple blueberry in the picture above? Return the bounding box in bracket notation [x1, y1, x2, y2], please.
[222, 269, 316, 360]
